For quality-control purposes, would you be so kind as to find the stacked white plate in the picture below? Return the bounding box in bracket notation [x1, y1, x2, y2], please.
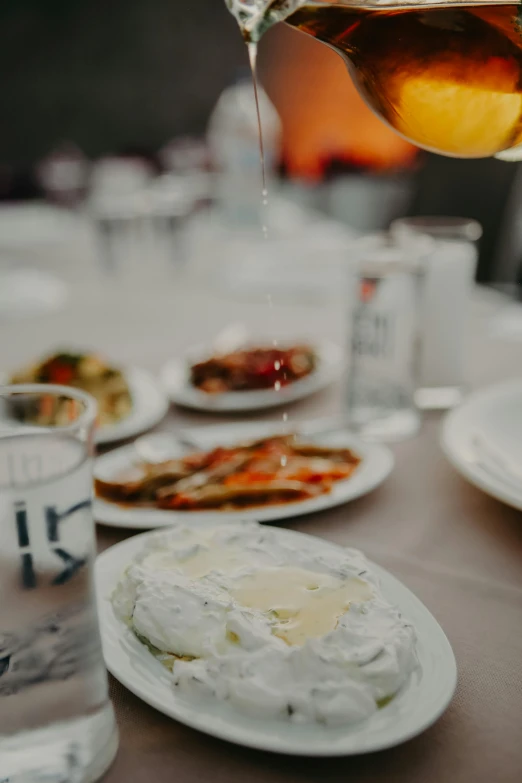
[442, 378, 522, 510]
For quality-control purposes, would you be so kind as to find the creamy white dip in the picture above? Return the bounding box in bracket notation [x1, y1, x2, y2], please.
[112, 522, 416, 726]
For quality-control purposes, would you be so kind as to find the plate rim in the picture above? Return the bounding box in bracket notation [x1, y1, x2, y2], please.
[95, 365, 169, 445]
[441, 378, 522, 511]
[95, 525, 457, 756]
[160, 339, 344, 412]
[1, 364, 169, 446]
[93, 427, 394, 528]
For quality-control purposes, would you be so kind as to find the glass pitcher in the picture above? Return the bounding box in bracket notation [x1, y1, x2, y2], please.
[226, 0, 522, 160]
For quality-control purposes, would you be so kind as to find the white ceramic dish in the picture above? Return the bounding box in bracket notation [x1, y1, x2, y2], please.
[160, 341, 344, 413]
[95, 525, 457, 756]
[441, 378, 522, 510]
[93, 421, 394, 528]
[1, 365, 168, 446]
[95, 366, 169, 445]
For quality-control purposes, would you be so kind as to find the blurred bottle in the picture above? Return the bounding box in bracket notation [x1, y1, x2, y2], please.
[207, 68, 281, 228]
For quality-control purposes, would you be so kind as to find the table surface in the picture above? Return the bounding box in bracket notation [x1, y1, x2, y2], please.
[2, 217, 522, 783]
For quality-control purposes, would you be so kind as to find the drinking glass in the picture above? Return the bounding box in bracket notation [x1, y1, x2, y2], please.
[92, 178, 193, 276]
[0, 384, 118, 783]
[345, 233, 428, 441]
[391, 216, 482, 409]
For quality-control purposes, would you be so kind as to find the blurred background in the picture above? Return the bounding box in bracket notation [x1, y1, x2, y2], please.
[1, 0, 522, 284]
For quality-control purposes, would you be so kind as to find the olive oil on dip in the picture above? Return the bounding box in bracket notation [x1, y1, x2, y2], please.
[165, 545, 374, 646]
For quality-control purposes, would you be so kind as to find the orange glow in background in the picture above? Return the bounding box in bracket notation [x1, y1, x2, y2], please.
[259, 25, 418, 179]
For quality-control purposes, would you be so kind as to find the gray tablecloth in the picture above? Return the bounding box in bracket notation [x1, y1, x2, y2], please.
[3, 240, 522, 783]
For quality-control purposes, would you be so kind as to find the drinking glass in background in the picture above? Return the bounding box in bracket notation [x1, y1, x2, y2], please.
[89, 158, 195, 276]
[391, 217, 482, 410]
[159, 136, 215, 211]
[0, 385, 118, 783]
[345, 233, 430, 442]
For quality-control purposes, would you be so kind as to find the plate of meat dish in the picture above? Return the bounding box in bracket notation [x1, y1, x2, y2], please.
[160, 341, 344, 412]
[8, 349, 169, 445]
[93, 422, 394, 528]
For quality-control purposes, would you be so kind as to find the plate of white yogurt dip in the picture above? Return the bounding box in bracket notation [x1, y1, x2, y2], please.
[96, 521, 457, 755]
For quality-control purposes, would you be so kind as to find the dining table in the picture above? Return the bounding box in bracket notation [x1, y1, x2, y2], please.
[2, 209, 522, 783]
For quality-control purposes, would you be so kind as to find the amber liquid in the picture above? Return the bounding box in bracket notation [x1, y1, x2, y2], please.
[287, 3, 522, 158]
[248, 42, 270, 237]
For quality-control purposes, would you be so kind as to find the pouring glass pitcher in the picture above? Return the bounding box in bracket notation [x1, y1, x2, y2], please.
[226, 0, 522, 160]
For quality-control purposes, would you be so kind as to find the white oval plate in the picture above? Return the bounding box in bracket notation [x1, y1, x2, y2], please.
[1, 365, 168, 446]
[95, 525, 457, 756]
[441, 378, 522, 510]
[95, 367, 169, 445]
[93, 422, 394, 528]
[160, 341, 344, 413]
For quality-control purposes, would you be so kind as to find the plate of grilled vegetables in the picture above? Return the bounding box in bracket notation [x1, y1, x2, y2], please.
[93, 421, 394, 527]
[8, 349, 169, 445]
